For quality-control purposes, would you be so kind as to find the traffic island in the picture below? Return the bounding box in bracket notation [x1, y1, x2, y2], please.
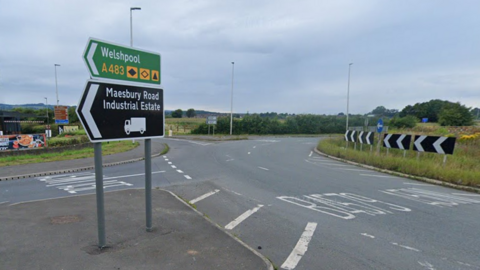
[0, 189, 272, 270]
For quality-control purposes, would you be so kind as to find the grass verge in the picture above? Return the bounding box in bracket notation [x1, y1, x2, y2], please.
[0, 141, 139, 167]
[317, 137, 480, 187]
[160, 143, 169, 155]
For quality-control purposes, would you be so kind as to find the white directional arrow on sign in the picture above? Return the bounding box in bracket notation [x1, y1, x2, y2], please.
[81, 83, 101, 138]
[433, 136, 447, 154]
[345, 131, 349, 141]
[414, 135, 427, 152]
[350, 131, 356, 142]
[396, 134, 406, 150]
[86, 42, 99, 75]
[359, 131, 364, 144]
[384, 134, 392, 148]
[366, 132, 373, 145]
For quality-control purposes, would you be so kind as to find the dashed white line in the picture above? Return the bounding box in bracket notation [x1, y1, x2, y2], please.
[176, 170, 184, 173]
[309, 151, 313, 157]
[361, 233, 375, 239]
[391, 242, 420, 252]
[226, 159, 235, 162]
[190, 189, 220, 204]
[281, 222, 317, 270]
[418, 261, 436, 270]
[258, 167, 269, 171]
[165, 159, 169, 161]
[171, 165, 177, 169]
[341, 168, 371, 172]
[253, 146, 257, 149]
[184, 175, 192, 180]
[225, 204, 264, 230]
[360, 174, 395, 178]
[451, 193, 480, 197]
[168, 162, 172, 164]
[403, 183, 433, 186]
[248, 152, 251, 155]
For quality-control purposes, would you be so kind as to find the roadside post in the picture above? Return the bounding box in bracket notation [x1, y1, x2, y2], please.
[78, 38, 163, 247]
[206, 116, 217, 136]
[376, 119, 383, 155]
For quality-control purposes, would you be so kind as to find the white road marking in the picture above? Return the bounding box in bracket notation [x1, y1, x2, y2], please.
[184, 175, 192, 180]
[281, 222, 317, 270]
[360, 174, 395, 178]
[163, 156, 167, 158]
[190, 189, 220, 204]
[171, 165, 177, 169]
[165, 159, 169, 161]
[224, 188, 242, 196]
[403, 183, 433, 186]
[226, 159, 235, 162]
[0, 201, 8, 205]
[163, 138, 212, 146]
[225, 204, 264, 230]
[418, 261, 436, 270]
[391, 242, 420, 252]
[451, 193, 480, 197]
[456, 261, 473, 267]
[168, 162, 172, 164]
[361, 233, 375, 239]
[248, 152, 251, 155]
[258, 167, 269, 171]
[253, 146, 257, 149]
[176, 170, 184, 173]
[309, 151, 313, 157]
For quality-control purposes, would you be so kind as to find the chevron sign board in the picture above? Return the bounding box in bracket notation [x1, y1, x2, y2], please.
[382, 134, 412, 150]
[359, 131, 374, 145]
[345, 130, 358, 142]
[413, 135, 456, 155]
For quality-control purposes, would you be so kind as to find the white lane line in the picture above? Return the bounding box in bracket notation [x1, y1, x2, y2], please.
[360, 174, 395, 178]
[248, 152, 251, 155]
[391, 242, 420, 252]
[190, 189, 220, 204]
[184, 175, 192, 180]
[309, 151, 313, 157]
[226, 159, 235, 162]
[225, 204, 264, 230]
[176, 170, 184, 173]
[253, 146, 257, 149]
[165, 159, 169, 161]
[168, 162, 172, 164]
[258, 167, 269, 171]
[403, 183, 433, 186]
[281, 222, 317, 270]
[451, 193, 480, 197]
[45, 171, 165, 187]
[171, 165, 177, 169]
[163, 156, 167, 158]
[418, 261, 436, 270]
[361, 233, 375, 239]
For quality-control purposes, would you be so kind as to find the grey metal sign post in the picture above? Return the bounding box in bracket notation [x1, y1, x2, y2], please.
[94, 143, 106, 247]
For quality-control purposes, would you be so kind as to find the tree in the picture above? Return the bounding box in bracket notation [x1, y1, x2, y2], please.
[186, 108, 196, 118]
[171, 109, 183, 118]
[438, 103, 473, 126]
[68, 106, 79, 123]
[388, 115, 418, 129]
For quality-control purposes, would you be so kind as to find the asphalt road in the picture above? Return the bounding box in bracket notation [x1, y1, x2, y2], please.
[2, 136, 480, 270]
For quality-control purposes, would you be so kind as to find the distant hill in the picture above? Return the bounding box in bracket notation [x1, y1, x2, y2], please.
[0, 103, 56, 110]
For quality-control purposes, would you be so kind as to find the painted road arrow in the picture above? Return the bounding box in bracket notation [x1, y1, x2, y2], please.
[76, 80, 164, 142]
[413, 135, 456, 155]
[83, 38, 161, 85]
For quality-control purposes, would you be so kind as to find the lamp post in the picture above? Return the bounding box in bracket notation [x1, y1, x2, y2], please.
[230, 62, 235, 135]
[346, 63, 353, 131]
[130, 7, 141, 47]
[54, 64, 60, 106]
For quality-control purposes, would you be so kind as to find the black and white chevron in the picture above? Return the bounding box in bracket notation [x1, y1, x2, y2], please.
[382, 134, 412, 150]
[413, 135, 456, 155]
[344, 130, 357, 142]
[359, 131, 374, 145]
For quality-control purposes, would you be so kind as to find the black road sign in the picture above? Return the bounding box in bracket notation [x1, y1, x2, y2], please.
[383, 134, 411, 150]
[77, 80, 164, 142]
[359, 131, 374, 145]
[413, 135, 456, 155]
[344, 130, 357, 142]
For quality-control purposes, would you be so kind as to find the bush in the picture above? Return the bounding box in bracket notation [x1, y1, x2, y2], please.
[48, 136, 90, 147]
[389, 115, 418, 129]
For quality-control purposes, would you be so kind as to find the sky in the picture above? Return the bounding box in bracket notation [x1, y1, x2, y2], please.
[1, 0, 479, 115]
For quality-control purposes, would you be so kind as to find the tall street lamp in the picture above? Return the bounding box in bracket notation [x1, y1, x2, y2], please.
[346, 63, 353, 131]
[230, 62, 235, 135]
[130, 7, 141, 47]
[54, 64, 60, 106]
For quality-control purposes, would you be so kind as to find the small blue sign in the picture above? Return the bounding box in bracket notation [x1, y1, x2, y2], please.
[55, 119, 69, 124]
[377, 119, 384, 133]
[422, 118, 428, 123]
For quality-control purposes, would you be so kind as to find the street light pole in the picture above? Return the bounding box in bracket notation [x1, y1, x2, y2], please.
[230, 62, 235, 135]
[130, 7, 141, 47]
[54, 64, 60, 106]
[346, 63, 353, 131]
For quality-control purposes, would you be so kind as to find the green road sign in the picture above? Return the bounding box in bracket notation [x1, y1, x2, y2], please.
[83, 38, 161, 85]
